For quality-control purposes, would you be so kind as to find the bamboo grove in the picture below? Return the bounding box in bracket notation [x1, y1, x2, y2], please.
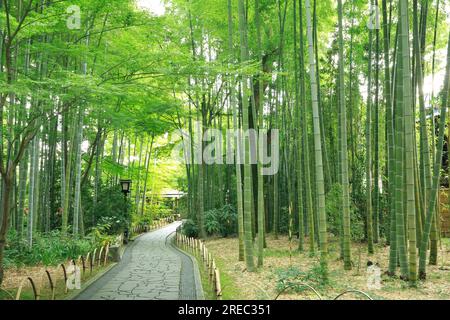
[0, 0, 184, 285]
[1, 0, 450, 289]
[175, 0, 450, 287]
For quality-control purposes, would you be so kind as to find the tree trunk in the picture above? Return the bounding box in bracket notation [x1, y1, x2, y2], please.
[237, 0, 255, 271]
[305, 0, 327, 279]
[337, 0, 352, 270]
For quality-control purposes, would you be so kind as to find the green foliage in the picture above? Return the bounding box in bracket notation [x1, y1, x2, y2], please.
[205, 209, 221, 235]
[182, 219, 199, 238]
[84, 184, 131, 234]
[88, 217, 119, 246]
[278, 206, 290, 234]
[274, 263, 330, 295]
[133, 214, 153, 227]
[144, 203, 172, 218]
[204, 204, 237, 237]
[4, 229, 97, 268]
[326, 184, 365, 241]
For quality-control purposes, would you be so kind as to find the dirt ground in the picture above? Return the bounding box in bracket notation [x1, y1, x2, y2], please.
[205, 235, 450, 300]
[1, 260, 110, 300]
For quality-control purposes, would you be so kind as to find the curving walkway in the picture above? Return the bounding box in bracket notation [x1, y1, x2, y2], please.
[75, 222, 202, 300]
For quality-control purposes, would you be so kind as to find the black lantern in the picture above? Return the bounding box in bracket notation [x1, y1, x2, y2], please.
[120, 179, 132, 196]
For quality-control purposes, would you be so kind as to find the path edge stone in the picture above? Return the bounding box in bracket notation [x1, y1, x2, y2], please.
[168, 233, 205, 300]
[69, 229, 146, 300]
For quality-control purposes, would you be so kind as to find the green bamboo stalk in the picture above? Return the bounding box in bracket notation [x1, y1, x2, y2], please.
[73, 106, 84, 236]
[373, 0, 381, 243]
[255, 0, 265, 267]
[337, 0, 352, 270]
[298, 0, 314, 253]
[237, 0, 255, 271]
[399, 0, 418, 285]
[418, 32, 450, 280]
[394, 22, 409, 279]
[305, 0, 327, 279]
[366, 0, 375, 255]
[227, 0, 245, 262]
[293, 0, 304, 252]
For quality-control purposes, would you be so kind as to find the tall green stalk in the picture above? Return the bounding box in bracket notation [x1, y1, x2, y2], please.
[237, 0, 255, 272]
[366, 0, 374, 255]
[419, 32, 450, 280]
[399, 0, 418, 285]
[305, 0, 327, 279]
[227, 0, 245, 262]
[255, 0, 265, 267]
[337, 0, 352, 270]
[293, 0, 304, 252]
[298, 0, 314, 253]
[394, 22, 409, 279]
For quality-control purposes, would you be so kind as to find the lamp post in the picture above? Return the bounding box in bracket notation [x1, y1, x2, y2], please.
[120, 179, 132, 244]
[120, 179, 132, 197]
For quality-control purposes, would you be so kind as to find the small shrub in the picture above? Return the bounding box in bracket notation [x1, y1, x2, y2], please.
[144, 203, 172, 219]
[326, 183, 365, 241]
[88, 217, 117, 245]
[205, 209, 221, 235]
[4, 229, 98, 268]
[274, 263, 330, 295]
[182, 219, 198, 238]
[84, 185, 130, 233]
[183, 204, 237, 238]
[204, 204, 237, 237]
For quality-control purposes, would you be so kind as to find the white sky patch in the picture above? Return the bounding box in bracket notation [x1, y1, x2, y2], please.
[137, 0, 165, 16]
[81, 140, 89, 153]
[447, 1, 450, 25]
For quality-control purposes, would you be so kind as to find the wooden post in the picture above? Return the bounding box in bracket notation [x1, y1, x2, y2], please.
[208, 252, 212, 270]
[98, 247, 104, 267]
[85, 252, 92, 274]
[215, 268, 222, 299]
[210, 259, 216, 282]
[45, 270, 55, 300]
[93, 248, 98, 268]
[104, 244, 110, 266]
[203, 245, 207, 264]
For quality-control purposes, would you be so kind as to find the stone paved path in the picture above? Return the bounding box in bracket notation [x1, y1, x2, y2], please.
[75, 222, 200, 300]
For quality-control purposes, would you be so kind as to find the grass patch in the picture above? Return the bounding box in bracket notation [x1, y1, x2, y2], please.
[175, 239, 245, 300]
[174, 243, 216, 300]
[264, 247, 301, 258]
[213, 256, 245, 300]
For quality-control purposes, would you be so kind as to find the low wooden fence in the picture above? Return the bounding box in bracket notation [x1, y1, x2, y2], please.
[13, 242, 111, 300]
[6, 218, 174, 300]
[175, 228, 222, 299]
[131, 218, 170, 236]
